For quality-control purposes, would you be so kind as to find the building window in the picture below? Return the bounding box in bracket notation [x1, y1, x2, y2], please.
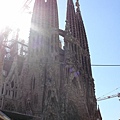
[36, 48, 39, 55]
[12, 91, 14, 98]
[11, 81, 14, 88]
[75, 44, 77, 52]
[1, 87, 4, 94]
[66, 67, 69, 78]
[82, 55, 84, 69]
[32, 76, 36, 90]
[55, 56, 57, 61]
[47, 90, 51, 100]
[6, 90, 8, 95]
[34, 94, 38, 105]
[9, 90, 10, 96]
[72, 77, 78, 87]
[72, 44, 74, 51]
[33, 77, 35, 90]
[85, 57, 88, 74]
[51, 46, 53, 52]
[15, 91, 17, 98]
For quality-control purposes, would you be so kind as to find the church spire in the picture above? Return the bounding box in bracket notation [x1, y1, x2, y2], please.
[31, 0, 59, 30]
[75, 0, 80, 12]
[66, 0, 77, 38]
[46, 0, 59, 28]
[75, 0, 89, 51]
[29, 0, 59, 60]
[31, 0, 45, 28]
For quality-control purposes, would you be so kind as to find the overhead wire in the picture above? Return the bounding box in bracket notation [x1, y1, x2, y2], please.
[92, 65, 120, 67]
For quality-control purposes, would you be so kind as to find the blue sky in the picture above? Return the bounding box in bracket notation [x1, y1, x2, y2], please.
[58, 0, 120, 120]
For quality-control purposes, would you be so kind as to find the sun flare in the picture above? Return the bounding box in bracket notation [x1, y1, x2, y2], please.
[0, 0, 33, 41]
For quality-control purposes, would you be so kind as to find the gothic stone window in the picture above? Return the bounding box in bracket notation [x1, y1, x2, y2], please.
[11, 81, 14, 88]
[34, 94, 38, 105]
[33, 77, 35, 90]
[31, 76, 36, 90]
[1, 86, 4, 94]
[72, 77, 78, 88]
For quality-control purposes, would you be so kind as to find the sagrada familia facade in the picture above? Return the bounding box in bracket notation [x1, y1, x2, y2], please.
[0, 0, 102, 120]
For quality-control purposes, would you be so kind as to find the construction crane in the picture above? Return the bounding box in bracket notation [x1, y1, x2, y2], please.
[21, 0, 33, 14]
[97, 93, 120, 101]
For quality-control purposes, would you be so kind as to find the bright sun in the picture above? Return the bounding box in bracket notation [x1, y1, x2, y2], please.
[0, 0, 33, 41]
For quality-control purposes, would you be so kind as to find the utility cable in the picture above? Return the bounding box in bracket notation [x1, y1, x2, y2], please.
[92, 65, 120, 67]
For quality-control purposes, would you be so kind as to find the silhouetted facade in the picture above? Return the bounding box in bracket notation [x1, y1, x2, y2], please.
[0, 0, 99, 120]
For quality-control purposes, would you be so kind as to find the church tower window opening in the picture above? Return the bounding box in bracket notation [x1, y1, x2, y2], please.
[31, 76, 36, 90]
[59, 36, 64, 49]
[33, 77, 36, 90]
[1, 86, 4, 95]
[11, 81, 14, 88]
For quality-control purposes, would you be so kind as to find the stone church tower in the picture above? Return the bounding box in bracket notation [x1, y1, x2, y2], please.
[0, 0, 98, 120]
